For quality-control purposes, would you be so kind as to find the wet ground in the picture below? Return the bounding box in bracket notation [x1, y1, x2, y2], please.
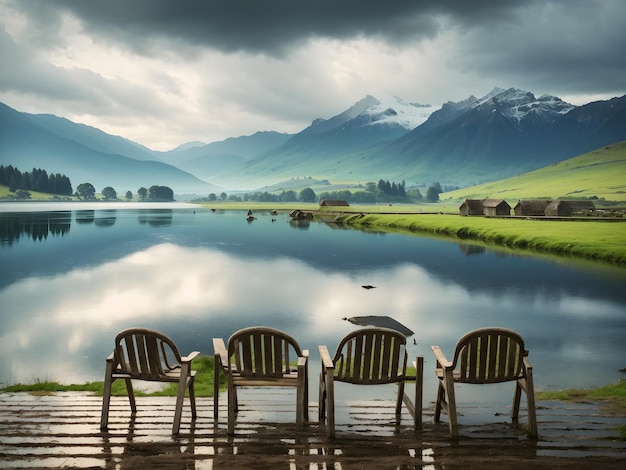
[1, 388, 625, 469]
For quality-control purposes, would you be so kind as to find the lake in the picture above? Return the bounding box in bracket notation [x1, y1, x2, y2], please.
[1, 203, 625, 402]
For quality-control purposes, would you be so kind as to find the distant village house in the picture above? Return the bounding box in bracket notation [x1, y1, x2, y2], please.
[459, 199, 510, 216]
[514, 200, 552, 216]
[482, 199, 511, 217]
[319, 199, 350, 207]
[459, 199, 484, 216]
[545, 200, 595, 216]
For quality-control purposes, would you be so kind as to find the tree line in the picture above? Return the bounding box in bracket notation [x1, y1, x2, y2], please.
[0, 165, 73, 196]
[193, 180, 453, 205]
[1, 164, 174, 201]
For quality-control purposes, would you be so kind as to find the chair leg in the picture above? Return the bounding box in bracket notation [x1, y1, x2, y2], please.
[213, 355, 220, 419]
[318, 372, 326, 422]
[124, 378, 137, 414]
[227, 381, 236, 435]
[512, 381, 522, 420]
[325, 368, 335, 438]
[524, 374, 538, 438]
[189, 377, 197, 420]
[296, 376, 304, 431]
[173, 376, 188, 434]
[414, 356, 423, 431]
[395, 381, 405, 418]
[100, 371, 114, 430]
[443, 372, 458, 437]
[434, 381, 444, 423]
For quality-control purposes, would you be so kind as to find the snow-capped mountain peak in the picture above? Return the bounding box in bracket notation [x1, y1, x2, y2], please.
[363, 95, 434, 130]
[476, 87, 575, 121]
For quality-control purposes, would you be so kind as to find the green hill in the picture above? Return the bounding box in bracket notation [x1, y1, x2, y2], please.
[441, 141, 626, 202]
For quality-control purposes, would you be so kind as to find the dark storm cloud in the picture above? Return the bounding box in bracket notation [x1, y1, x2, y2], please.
[16, 0, 539, 54]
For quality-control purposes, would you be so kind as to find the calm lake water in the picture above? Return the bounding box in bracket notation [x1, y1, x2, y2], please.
[1, 203, 625, 401]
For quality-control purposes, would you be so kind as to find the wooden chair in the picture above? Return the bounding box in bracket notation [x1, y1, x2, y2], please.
[431, 327, 538, 438]
[318, 327, 423, 438]
[100, 328, 199, 434]
[213, 326, 309, 435]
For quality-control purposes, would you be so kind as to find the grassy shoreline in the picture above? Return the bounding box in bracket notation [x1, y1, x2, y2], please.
[196, 202, 626, 266]
[333, 212, 626, 266]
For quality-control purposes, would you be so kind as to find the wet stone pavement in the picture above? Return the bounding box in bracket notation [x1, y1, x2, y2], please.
[0, 389, 625, 469]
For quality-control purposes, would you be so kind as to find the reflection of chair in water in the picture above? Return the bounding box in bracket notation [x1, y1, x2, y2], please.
[213, 326, 309, 435]
[318, 327, 423, 438]
[100, 327, 199, 434]
[431, 327, 538, 437]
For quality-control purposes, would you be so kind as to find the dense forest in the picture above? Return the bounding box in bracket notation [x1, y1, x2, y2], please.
[0, 165, 73, 196]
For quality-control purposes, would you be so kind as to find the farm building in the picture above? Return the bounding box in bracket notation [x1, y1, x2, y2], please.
[459, 199, 484, 216]
[320, 199, 350, 207]
[545, 200, 595, 216]
[514, 200, 552, 216]
[482, 199, 511, 217]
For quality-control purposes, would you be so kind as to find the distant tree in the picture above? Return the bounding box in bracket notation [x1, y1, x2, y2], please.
[220, 192, 227, 201]
[299, 187, 317, 203]
[426, 185, 440, 202]
[77, 182, 96, 199]
[15, 190, 31, 199]
[407, 188, 423, 201]
[102, 187, 117, 200]
[208, 193, 217, 201]
[125, 190, 132, 199]
[281, 190, 297, 202]
[137, 187, 148, 200]
[148, 185, 174, 201]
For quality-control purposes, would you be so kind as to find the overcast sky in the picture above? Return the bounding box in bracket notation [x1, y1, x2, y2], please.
[1, 0, 625, 151]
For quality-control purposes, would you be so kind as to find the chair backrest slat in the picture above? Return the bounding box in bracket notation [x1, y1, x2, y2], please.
[228, 327, 302, 378]
[332, 328, 409, 385]
[114, 328, 183, 381]
[453, 328, 525, 384]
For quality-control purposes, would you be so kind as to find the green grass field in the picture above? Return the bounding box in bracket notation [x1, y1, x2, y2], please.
[338, 212, 626, 265]
[442, 140, 626, 202]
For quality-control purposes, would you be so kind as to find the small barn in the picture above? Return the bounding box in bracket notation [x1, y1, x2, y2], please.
[459, 199, 484, 216]
[482, 199, 511, 217]
[566, 200, 595, 214]
[320, 199, 350, 207]
[514, 200, 551, 216]
[545, 200, 595, 217]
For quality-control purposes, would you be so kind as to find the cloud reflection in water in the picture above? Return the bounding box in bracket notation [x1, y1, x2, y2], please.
[0, 242, 624, 388]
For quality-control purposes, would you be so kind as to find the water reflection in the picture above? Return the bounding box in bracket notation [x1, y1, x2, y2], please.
[0, 211, 71, 244]
[138, 209, 173, 227]
[1, 206, 625, 394]
[1, 240, 624, 391]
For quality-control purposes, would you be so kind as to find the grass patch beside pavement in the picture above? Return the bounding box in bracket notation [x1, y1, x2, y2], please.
[1, 355, 225, 397]
[537, 381, 626, 439]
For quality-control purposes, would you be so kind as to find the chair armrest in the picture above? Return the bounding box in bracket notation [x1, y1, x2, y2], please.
[181, 351, 200, 363]
[297, 354, 308, 367]
[212, 338, 229, 369]
[523, 356, 533, 371]
[318, 345, 334, 370]
[106, 352, 114, 362]
[431, 345, 452, 369]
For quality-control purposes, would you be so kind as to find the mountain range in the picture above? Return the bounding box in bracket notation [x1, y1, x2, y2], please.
[1, 87, 625, 195]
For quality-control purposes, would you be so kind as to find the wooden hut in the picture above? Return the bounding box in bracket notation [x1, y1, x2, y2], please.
[320, 199, 350, 207]
[545, 200, 595, 216]
[459, 199, 484, 216]
[482, 199, 511, 217]
[514, 200, 551, 216]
